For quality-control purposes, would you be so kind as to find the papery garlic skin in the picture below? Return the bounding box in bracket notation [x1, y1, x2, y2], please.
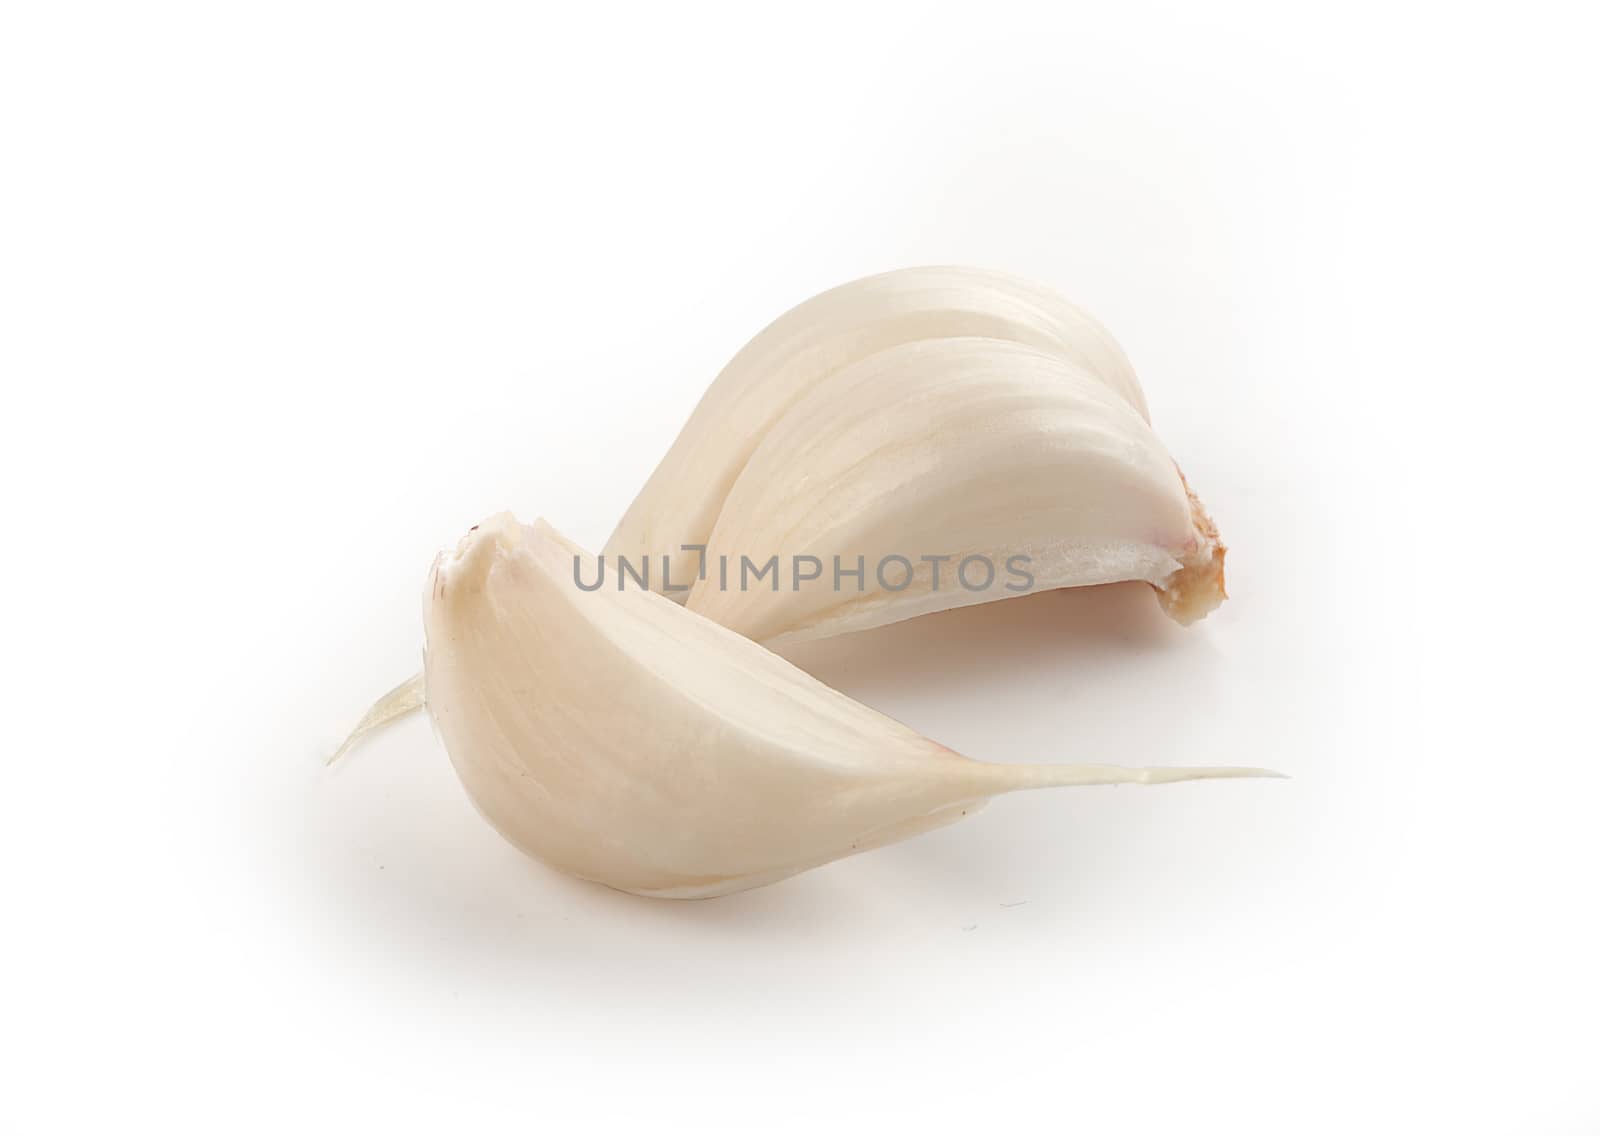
[685, 337, 1224, 644]
[604, 266, 1149, 600]
[423, 514, 1265, 899]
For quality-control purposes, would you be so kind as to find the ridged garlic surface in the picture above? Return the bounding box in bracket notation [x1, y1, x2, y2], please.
[422, 514, 1265, 899]
[603, 266, 1224, 641]
[686, 337, 1223, 644]
[605, 265, 1149, 592]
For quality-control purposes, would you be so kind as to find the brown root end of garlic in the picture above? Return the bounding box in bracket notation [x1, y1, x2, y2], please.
[1156, 469, 1228, 626]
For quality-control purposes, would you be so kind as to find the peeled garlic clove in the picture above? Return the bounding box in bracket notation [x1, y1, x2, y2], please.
[423, 513, 1268, 899]
[686, 337, 1224, 644]
[605, 265, 1148, 600]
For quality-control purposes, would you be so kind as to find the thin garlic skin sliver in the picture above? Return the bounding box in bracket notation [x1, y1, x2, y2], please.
[605, 265, 1151, 602]
[422, 514, 1268, 899]
[687, 337, 1225, 645]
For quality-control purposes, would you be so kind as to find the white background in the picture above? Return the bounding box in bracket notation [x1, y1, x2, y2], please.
[4, 2, 1596, 1132]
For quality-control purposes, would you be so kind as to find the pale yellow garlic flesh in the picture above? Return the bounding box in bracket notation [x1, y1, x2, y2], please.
[421, 514, 1268, 899]
[603, 266, 1225, 639]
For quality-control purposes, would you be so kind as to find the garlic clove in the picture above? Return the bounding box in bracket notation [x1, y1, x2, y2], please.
[684, 337, 1224, 644]
[604, 266, 1149, 602]
[422, 513, 1269, 899]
